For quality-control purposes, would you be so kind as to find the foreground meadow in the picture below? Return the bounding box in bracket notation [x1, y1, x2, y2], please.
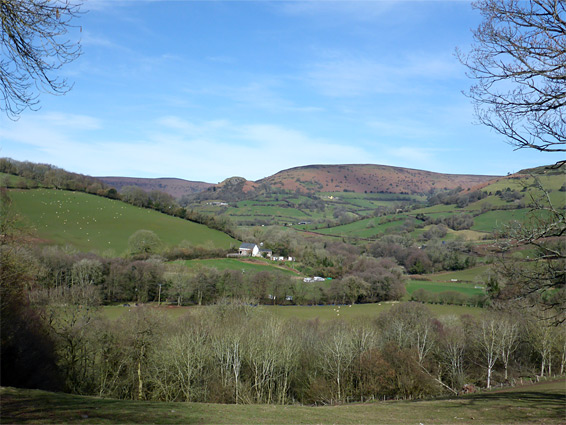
[1, 378, 564, 424]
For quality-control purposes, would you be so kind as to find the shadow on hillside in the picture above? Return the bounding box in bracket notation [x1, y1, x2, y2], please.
[0, 388, 191, 424]
[2, 386, 565, 424]
[432, 390, 566, 422]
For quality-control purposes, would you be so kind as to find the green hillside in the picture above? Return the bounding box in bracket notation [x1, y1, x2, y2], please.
[190, 191, 426, 227]
[308, 168, 565, 241]
[8, 189, 238, 254]
[2, 378, 564, 424]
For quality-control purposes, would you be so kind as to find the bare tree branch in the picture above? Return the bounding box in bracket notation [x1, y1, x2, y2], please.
[0, 0, 83, 120]
[458, 0, 566, 152]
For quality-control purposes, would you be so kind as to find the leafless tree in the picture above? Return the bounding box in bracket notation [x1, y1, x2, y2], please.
[495, 179, 565, 324]
[1, 0, 83, 119]
[460, 0, 566, 321]
[320, 322, 356, 402]
[458, 0, 565, 153]
[525, 308, 555, 377]
[475, 317, 502, 389]
[498, 315, 519, 381]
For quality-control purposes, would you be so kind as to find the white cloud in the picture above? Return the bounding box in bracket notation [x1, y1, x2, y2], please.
[275, 1, 398, 22]
[181, 79, 324, 114]
[39, 112, 102, 130]
[387, 146, 435, 163]
[305, 52, 460, 97]
[367, 118, 444, 140]
[1, 113, 372, 182]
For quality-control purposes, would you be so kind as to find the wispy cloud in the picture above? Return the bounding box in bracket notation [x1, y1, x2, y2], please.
[181, 78, 324, 114]
[40, 112, 102, 130]
[275, 1, 398, 22]
[367, 117, 444, 140]
[305, 52, 460, 98]
[1, 114, 371, 182]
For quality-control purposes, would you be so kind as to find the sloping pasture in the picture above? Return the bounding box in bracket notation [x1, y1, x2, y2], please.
[8, 189, 238, 253]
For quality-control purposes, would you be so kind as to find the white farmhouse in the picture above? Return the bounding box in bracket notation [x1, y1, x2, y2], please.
[238, 243, 260, 257]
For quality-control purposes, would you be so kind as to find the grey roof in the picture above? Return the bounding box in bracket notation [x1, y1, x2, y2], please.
[239, 243, 257, 250]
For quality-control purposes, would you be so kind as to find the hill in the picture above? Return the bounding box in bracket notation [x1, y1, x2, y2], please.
[193, 176, 260, 201]
[258, 164, 499, 195]
[185, 164, 500, 225]
[97, 176, 213, 199]
[2, 378, 564, 424]
[8, 189, 238, 253]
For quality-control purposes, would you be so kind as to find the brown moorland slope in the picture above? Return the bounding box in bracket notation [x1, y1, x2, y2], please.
[97, 177, 213, 199]
[258, 164, 500, 194]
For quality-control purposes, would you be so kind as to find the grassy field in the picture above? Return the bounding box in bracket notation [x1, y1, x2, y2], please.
[174, 258, 301, 276]
[266, 302, 484, 320]
[406, 280, 485, 297]
[2, 378, 564, 424]
[424, 266, 492, 282]
[311, 216, 410, 238]
[0, 172, 39, 187]
[471, 209, 531, 233]
[101, 302, 484, 322]
[405, 266, 490, 298]
[190, 190, 428, 227]
[8, 189, 238, 254]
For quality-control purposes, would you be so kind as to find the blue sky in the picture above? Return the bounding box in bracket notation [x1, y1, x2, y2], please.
[1, 0, 562, 183]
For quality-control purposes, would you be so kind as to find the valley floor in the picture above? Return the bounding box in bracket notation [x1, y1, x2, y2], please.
[1, 378, 564, 424]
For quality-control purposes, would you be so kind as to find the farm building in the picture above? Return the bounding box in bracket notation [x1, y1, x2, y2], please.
[259, 248, 273, 258]
[272, 256, 295, 262]
[238, 243, 260, 257]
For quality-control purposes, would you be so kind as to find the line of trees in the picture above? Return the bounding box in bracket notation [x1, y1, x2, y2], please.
[21, 242, 407, 306]
[19, 298, 566, 404]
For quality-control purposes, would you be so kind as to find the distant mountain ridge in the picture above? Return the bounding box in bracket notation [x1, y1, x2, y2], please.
[191, 164, 500, 202]
[258, 164, 499, 195]
[99, 164, 501, 202]
[97, 177, 213, 199]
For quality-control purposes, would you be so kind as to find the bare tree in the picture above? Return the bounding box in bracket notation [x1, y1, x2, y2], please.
[460, 0, 566, 321]
[438, 323, 467, 391]
[1, 0, 83, 119]
[526, 308, 555, 377]
[495, 179, 566, 324]
[320, 322, 356, 403]
[498, 316, 519, 381]
[151, 322, 209, 402]
[458, 0, 565, 153]
[475, 317, 502, 389]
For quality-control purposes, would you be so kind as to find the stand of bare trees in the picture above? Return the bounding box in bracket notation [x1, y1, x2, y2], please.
[22, 300, 563, 405]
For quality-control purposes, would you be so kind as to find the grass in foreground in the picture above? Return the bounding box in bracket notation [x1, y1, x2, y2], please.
[1, 379, 564, 424]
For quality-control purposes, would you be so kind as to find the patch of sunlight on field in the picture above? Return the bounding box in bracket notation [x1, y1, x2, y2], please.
[101, 302, 484, 322]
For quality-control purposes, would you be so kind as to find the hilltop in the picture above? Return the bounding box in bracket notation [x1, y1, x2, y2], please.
[258, 164, 499, 194]
[97, 176, 213, 199]
[190, 164, 500, 204]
